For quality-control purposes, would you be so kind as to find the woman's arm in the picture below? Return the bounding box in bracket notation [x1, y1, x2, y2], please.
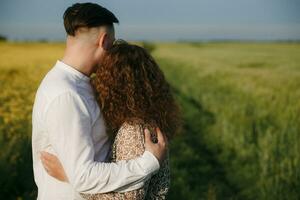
[40, 151, 69, 182]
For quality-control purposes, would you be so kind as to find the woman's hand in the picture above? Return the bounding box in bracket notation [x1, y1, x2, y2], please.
[40, 151, 69, 183]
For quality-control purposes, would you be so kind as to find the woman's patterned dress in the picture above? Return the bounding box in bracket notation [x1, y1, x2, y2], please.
[80, 120, 170, 200]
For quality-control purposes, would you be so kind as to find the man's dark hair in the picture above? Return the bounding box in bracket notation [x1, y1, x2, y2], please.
[63, 3, 119, 36]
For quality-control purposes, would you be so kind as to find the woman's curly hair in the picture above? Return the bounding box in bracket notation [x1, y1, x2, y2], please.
[92, 42, 181, 139]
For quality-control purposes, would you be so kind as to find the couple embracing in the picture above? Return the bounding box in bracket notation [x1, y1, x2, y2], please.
[32, 2, 180, 200]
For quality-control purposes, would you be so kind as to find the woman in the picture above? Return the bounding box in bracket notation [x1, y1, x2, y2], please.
[42, 41, 181, 199]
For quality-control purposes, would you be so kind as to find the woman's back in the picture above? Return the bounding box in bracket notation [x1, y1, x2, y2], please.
[80, 119, 170, 200]
[111, 120, 170, 199]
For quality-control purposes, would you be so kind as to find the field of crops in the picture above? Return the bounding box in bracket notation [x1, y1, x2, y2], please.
[0, 41, 300, 200]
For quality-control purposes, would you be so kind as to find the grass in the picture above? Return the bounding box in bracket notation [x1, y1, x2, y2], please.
[0, 41, 300, 199]
[154, 42, 300, 199]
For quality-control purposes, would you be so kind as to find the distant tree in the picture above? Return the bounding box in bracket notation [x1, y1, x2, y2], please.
[37, 38, 49, 43]
[0, 34, 7, 41]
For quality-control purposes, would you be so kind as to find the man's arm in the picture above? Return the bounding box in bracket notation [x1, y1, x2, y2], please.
[44, 91, 163, 194]
[80, 122, 152, 199]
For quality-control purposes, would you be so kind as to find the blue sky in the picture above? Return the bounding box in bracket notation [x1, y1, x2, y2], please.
[0, 0, 300, 41]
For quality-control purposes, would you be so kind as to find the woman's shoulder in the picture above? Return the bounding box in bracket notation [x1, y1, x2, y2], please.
[120, 118, 155, 131]
[119, 118, 157, 139]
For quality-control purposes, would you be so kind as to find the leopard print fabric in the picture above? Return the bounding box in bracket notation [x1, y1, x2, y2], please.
[80, 121, 170, 200]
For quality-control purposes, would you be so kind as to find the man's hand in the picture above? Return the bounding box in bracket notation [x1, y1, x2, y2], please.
[144, 127, 168, 164]
[40, 151, 69, 182]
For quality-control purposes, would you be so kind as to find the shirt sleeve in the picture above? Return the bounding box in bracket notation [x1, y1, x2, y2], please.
[44, 91, 160, 194]
[80, 122, 152, 199]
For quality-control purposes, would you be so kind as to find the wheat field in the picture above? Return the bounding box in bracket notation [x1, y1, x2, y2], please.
[0, 41, 300, 200]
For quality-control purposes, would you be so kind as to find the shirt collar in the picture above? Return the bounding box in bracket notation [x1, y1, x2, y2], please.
[55, 60, 91, 83]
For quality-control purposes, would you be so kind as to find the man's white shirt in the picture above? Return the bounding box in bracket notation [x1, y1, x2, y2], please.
[32, 61, 160, 200]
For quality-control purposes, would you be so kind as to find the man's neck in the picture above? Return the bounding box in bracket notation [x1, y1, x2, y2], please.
[62, 43, 96, 77]
[61, 57, 93, 77]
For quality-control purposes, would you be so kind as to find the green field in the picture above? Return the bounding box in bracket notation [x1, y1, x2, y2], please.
[0, 41, 300, 199]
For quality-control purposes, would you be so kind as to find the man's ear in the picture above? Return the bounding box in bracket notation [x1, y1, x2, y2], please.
[99, 33, 110, 51]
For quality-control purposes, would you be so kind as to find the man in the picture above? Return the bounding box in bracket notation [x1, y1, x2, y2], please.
[32, 3, 167, 200]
